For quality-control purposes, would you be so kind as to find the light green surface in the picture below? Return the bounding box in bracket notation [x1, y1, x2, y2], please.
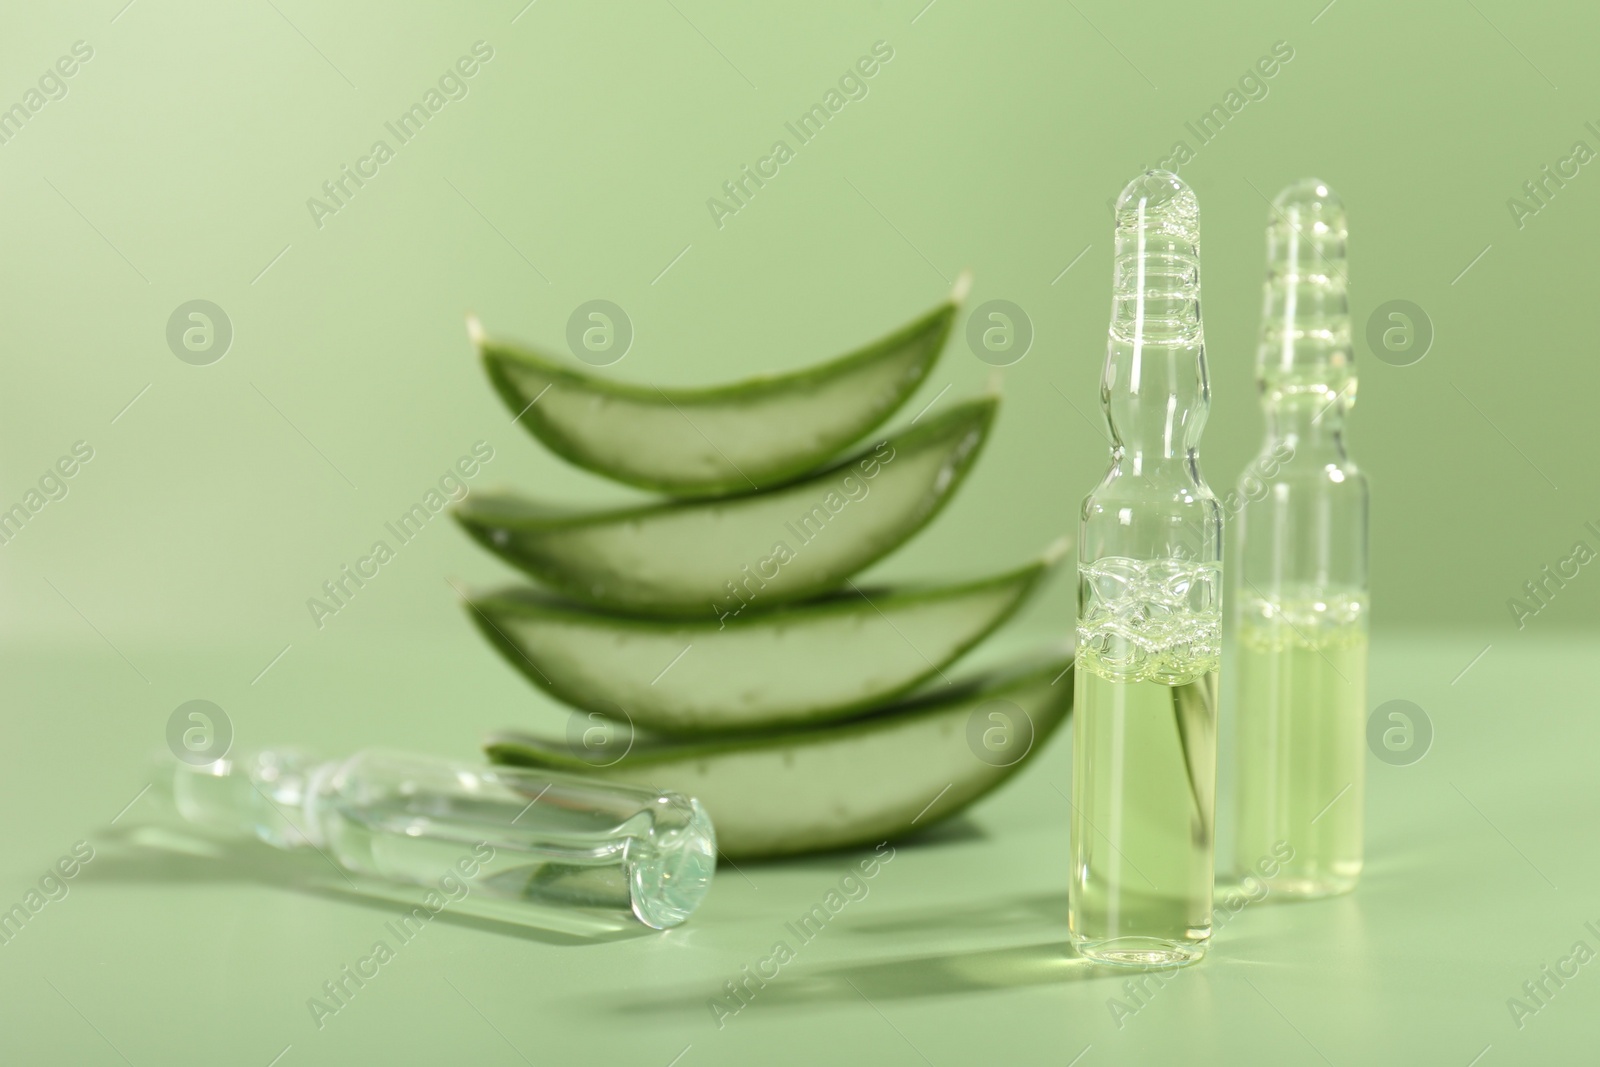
[2, 629, 1596, 1064]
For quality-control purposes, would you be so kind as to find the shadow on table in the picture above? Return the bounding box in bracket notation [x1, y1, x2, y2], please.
[740, 940, 1117, 1007]
[615, 938, 1125, 1017]
[841, 887, 1068, 938]
[612, 886, 1136, 1016]
[730, 816, 990, 875]
[84, 823, 653, 946]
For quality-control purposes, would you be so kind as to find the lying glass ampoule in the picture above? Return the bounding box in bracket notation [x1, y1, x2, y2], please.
[1233, 180, 1369, 898]
[174, 748, 717, 930]
[1070, 171, 1223, 966]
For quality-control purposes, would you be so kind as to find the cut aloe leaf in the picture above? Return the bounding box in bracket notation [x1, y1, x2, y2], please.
[471, 275, 969, 497]
[485, 652, 1074, 859]
[465, 543, 1065, 736]
[455, 397, 997, 617]
[1171, 678, 1216, 820]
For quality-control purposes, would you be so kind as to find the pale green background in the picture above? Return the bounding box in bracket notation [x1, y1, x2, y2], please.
[1, 1, 1597, 1064]
[2, 0, 1596, 647]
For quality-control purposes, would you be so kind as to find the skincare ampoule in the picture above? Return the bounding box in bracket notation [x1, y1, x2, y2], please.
[1233, 180, 1369, 897]
[174, 748, 717, 930]
[1070, 171, 1223, 966]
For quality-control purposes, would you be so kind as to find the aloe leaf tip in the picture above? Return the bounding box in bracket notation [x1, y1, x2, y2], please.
[951, 268, 974, 305]
[1042, 536, 1074, 566]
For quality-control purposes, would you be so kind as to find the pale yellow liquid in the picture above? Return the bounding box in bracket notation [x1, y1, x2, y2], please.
[1233, 591, 1368, 897]
[1071, 668, 1217, 964]
[1070, 557, 1220, 966]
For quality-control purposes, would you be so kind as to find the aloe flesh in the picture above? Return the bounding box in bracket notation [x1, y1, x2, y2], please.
[466, 551, 1061, 735]
[485, 653, 1074, 859]
[454, 398, 996, 617]
[477, 285, 964, 497]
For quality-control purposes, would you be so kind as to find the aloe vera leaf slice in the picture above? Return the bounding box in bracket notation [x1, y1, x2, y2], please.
[454, 397, 997, 617]
[472, 275, 968, 497]
[485, 652, 1074, 859]
[1171, 676, 1216, 822]
[466, 543, 1066, 736]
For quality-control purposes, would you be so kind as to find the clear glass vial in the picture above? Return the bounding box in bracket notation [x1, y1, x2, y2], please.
[174, 747, 717, 930]
[1232, 179, 1369, 898]
[1069, 171, 1223, 967]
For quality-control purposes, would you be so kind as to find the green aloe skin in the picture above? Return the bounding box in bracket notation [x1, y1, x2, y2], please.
[461, 275, 1072, 859]
[454, 398, 996, 616]
[487, 654, 1075, 859]
[473, 274, 969, 497]
[465, 544, 1065, 735]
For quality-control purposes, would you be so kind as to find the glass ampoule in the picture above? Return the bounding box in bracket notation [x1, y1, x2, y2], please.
[174, 747, 717, 931]
[1069, 171, 1223, 966]
[1232, 179, 1369, 898]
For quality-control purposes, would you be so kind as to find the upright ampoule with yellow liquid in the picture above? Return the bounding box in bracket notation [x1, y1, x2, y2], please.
[1233, 179, 1369, 898]
[1070, 171, 1222, 966]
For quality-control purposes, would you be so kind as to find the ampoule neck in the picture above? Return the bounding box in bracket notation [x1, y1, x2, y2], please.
[1255, 177, 1353, 455]
[1102, 170, 1210, 477]
[1262, 391, 1350, 453]
[173, 748, 336, 849]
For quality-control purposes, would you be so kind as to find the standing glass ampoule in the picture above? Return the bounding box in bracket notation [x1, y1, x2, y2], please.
[1233, 179, 1368, 898]
[1070, 171, 1223, 966]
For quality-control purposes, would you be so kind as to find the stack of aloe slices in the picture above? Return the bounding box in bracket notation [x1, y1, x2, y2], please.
[458, 274, 1074, 858]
